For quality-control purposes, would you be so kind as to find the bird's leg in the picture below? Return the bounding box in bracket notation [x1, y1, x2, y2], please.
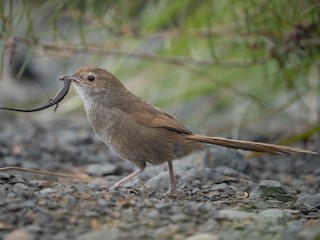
[164, 160, 176, 195]
[109, 165, 146, 190]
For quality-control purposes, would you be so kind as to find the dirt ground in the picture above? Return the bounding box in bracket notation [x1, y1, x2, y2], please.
[0, 117, 319, 240]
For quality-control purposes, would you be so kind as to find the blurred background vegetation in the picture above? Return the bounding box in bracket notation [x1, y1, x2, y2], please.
[0, 0, 319, 143]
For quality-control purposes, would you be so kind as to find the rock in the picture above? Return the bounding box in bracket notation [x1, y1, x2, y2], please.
[294, 193, 320, 218]
[145, 172, 170, 190]
[204, 148, 249, 173]
[78, 229, 126, 240]
[4, 229, 33, 240]
[12, 183, 29, 196]
[214, 166, 249, 179]
[281, 220, 305, 239]
[23, 200, 36, 208]
[3, 156, 19, 166]
[296, 219, 320, 240]
[146, 209, 160, 219]
[257, 209, 285, 220]
[294, 193, 320, 208]
[39, 187, 56, 195]
[218, 209, 255, 220]
[186, 233, 219, 240]
[86, 164, 117, 176]
[249, 180, 296, 202]
[25, 225, 42, 233]
[0, 173, 10, 180]
[210, 183, 228, 191]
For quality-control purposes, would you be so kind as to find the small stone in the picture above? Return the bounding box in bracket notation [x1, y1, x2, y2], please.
[252, 200, 270, 209]
[210, 183, 228, 191]
[297, 219, 320, 239]
[29, 180, 51, 188]
[258, 209, 284, 219]
[26, 225, 42, 233]
[145, 172, 170, 190]
[186, 233, 219, 240]
[204, 148, 249, 173]
[218, 209, 255, 220]
[84, 210, 98, 217]
[146, 209, 160, 219]
[97, 198, 108, 207]
[39, 187, 56, 195]
[78, 229, 126, 240]
[170, 213, 187, 222]
[86, 164, 117, 176]
[3, 156, 19, 166]
[23, 200, 36, 208]
[214, 166, 249, 180]
[294, 193, 320, 208]
[250, 180, 296, 202]
[4, 229, 33, 240]
[0, 173, 10, 180]
[12, 183, 29, 196]
[183, 202, 202, 215]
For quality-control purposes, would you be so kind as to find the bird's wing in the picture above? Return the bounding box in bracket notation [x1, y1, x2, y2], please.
[129, 101, 192, 134]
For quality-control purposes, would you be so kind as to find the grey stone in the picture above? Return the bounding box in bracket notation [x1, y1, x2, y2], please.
[39, 187, 56, 195]
[78, 229, 126, 240]
[214, 166, 249, 180]
[4, 229, 33, 240]
[257, 209, 284, 219]
[294, 193, 320, 208]
[187, 233, 219, 240]
[26, 225, 42, 233]
[218, 209, 255, 220]
[145, 172, 170, 190]
[86, 164, 117, 176]
[204, 148, 249, 173]
[250, 180, 296, 202]
[210, 183, 228, 191]
[23, 200, 36, 208]
[0, 173, 10, 180]
[146, 209, 160, 219]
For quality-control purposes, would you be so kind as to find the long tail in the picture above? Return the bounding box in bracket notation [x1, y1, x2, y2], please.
[186, 134, 318, 155]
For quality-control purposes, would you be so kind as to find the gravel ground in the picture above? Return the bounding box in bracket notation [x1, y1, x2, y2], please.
[0, 117, 319, 240]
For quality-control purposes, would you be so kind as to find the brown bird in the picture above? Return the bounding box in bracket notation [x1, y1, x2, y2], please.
[61, 67, 317, 194]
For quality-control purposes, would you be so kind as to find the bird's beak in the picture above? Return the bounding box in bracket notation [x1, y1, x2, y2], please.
[59, 75, 81, 84]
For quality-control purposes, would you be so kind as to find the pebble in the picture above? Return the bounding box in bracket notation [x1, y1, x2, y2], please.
[145, 171, 170, 190]
[23, 200, 36, 208]
[39, 187, 56, 195]
[146, 209, 160, 219]
[210, 183, 228, 191]
[86, 164, 117, 176]
[0, 173, 11, 180]
[4, 229, 33, 240]
[294, 193, 320, 208]
[186, 233, 219, 240]
[218, 209, 255, 220]
[257, 209, 284, 220]
[78, 229, 126, 240]
[204, 148, 249, 173]
[250, 180, 296, 202]
[26, 225, 42, 233]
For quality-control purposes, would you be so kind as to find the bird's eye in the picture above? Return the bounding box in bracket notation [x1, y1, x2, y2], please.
[87, 75, 95, 82]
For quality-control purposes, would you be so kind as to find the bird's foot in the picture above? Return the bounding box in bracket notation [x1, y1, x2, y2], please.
[163, 185, 176, 196]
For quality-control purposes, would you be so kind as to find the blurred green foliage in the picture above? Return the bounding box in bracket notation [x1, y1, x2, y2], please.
[0, 0, 319, 138]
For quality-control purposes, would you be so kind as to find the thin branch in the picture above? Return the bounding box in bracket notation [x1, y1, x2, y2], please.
[0, 166, 93, 182]
[7, 35, 271, 68]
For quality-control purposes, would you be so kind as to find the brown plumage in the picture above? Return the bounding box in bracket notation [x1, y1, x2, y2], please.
[186, 135, 316, 155]
[64, 67, 317, 194]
